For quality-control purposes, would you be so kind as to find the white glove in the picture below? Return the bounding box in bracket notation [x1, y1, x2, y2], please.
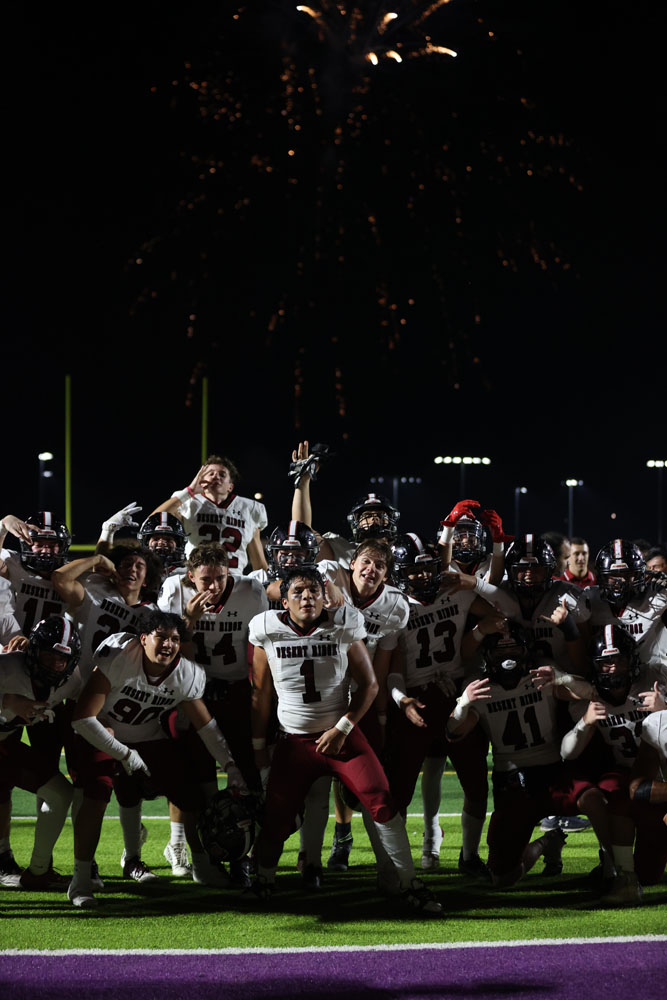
[101, 501, 143, 542]
[226, 762, 249, 794]
[121, 749, 151, 777]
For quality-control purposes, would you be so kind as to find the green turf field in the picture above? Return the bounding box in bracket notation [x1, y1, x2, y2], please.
[4, 769, 666, 951]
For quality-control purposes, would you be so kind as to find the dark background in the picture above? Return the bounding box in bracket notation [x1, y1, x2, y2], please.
[8, 1, 666, 552]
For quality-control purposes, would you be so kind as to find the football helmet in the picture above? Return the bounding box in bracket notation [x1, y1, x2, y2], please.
[451, 515, 487, 567]
[481, 622, 533, 691]
[505, 534, 556, 604]
[347, 494, 400, 542]
[20, 512, 71, 574]
[26, 615, 81, 691]
[137, 514, 187, 568]
[198, 789, 256, 864]
[391, 532, 442, 603]
[590, 623, 640, 702]
[268, 521, 319, 576]
[595, 540, 646, 608]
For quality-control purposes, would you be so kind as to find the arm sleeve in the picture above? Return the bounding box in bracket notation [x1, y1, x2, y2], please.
[560, 715, 595, 760]
[72, 715, 129, 761]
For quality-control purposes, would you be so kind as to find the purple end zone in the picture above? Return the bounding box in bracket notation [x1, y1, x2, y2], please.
[1, 941, 665, 1000]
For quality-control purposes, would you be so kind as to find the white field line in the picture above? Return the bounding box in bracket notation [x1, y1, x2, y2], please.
[2, 936, 666, 957]
[12, 812, 487, 821]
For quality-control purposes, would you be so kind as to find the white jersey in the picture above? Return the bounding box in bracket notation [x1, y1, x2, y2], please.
[399, 588, 478, 686]
[320, 533, 355, 570]
[508, 580, 591, 671]
[158, 573, 268, 681]
[0, 613, 21, 647]
[175, 492, 267, 575]
[0, 550, 70, 635]
[471, 672, 562, 771]
[94, 632, 205, 743]
[248, 604, 366, 735]
[317, 560, 409, 655]
[449, 555, 492, 580]
[588, 582, 667, 670]
[639, 710, 667, 780]
[0, 651, 82, 741]
[72, 575, 157, 681]
[566, 668, 661, 768]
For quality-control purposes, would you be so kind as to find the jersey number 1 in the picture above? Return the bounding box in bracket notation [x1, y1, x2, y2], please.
[300, 660, 321, 704]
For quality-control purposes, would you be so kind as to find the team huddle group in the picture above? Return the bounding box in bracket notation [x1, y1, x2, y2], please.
[0, 442, 666, 917]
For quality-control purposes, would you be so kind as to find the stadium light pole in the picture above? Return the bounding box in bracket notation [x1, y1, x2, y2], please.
[514, 486, 528, 535]
[38, 451, 54, 509]
[646, 460, 665, 543]
[563, 479, 583, 538]
[370, 475, 422, 510]
[434, 456, 491, 497]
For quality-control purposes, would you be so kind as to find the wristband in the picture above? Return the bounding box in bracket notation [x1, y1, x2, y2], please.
[493, 542, 504, 556]
[632, 780, 652, 802]
[252, 737, 267, 750]
[334, 716, 354, 736]
[439, 524, 454, 544]
[552, 670, 575, 687]
[172, 488, 194, 502]
[100, 525, 115, 542]
[387, 671, 407, 708]
[471, 625, 484, 643]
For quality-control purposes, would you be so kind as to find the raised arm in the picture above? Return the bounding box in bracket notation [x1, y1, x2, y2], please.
[51, 554, 116, 608]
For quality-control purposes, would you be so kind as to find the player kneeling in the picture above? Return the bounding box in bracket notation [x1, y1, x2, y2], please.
[68, 611, 246, 908]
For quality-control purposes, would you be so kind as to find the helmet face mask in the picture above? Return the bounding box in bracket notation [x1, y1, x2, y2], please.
[26, 616, 81, 692]
[452, 518, 486, 566]
[482, 624, 532, 690]
[590, 624, 639, 704]
[138, 514, 187, 569]
[20, 513, 71, 575]
[391, 533, 442, 603]
[505, 536, 556, 608]
[595, 540, 645, 608]
[347, 494, 399, 543]
[268, 522, 318, 578]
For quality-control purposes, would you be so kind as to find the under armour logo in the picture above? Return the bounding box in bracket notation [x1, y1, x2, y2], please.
[227, 611, 238, 617]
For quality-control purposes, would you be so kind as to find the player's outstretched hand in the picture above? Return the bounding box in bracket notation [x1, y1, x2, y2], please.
[1, 515, 38, 544]
[188, 465, 210, 495]
[540, 596, 569, 627]
[185, 590, 214, 622]
[584, 701, 607, 725]
[530, 665, 555, 690]
[637, 681, 667, 712]
[441, 499, 480, 527]
[480, 509, 514, 544]
[401, 696, 427, 727]
[3, 634, 28, 653]
[226, 763, 249, 794]
[102, 501, 143, 534]
[463, 678, 492, 703]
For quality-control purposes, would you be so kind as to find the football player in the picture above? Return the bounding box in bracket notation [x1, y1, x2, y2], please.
[0, 616, 80, 890]
[247, 566, 441, 913]
[290, 440, 400, 569]
[158, 542, 268, 880]
[446, 622, 590, 888]
[560, 625, 664, 905]
[67, 610, 247, 907]
[299, 539, 410, 880]
[151, 454, 268, 575]
[385, 532, 519, 879]
[138, 513, 188, 575]
[589, 540, 667, 672]
[629, 707, 667, 886]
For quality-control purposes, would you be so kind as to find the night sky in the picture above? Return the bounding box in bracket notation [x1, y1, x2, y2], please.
[10, 1, 666, 552]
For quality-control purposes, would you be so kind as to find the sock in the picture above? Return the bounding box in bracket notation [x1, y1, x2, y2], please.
[31, 775, 72, 874]
[612, 844, 635, 874]
[421, 756, 445, 845]
[71, 788, 84, 825]
[118, 803, 143, 859]
[170, 822, 186, 844]
[543, 833, 565, 865]
[461, 810, 484, 861]
[0, 837, 10, 854]
[73, 858, 92, 884]
[256, 863, 277, 884]
[600, 846, 616, 878]
[374, 813, 416, 889]
[301, 776, 331, 867]
[335, 821, 352, 841]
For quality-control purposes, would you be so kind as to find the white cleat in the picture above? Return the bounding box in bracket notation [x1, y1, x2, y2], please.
[163, 841, 192, 877]
[68, 880, 98, 909]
